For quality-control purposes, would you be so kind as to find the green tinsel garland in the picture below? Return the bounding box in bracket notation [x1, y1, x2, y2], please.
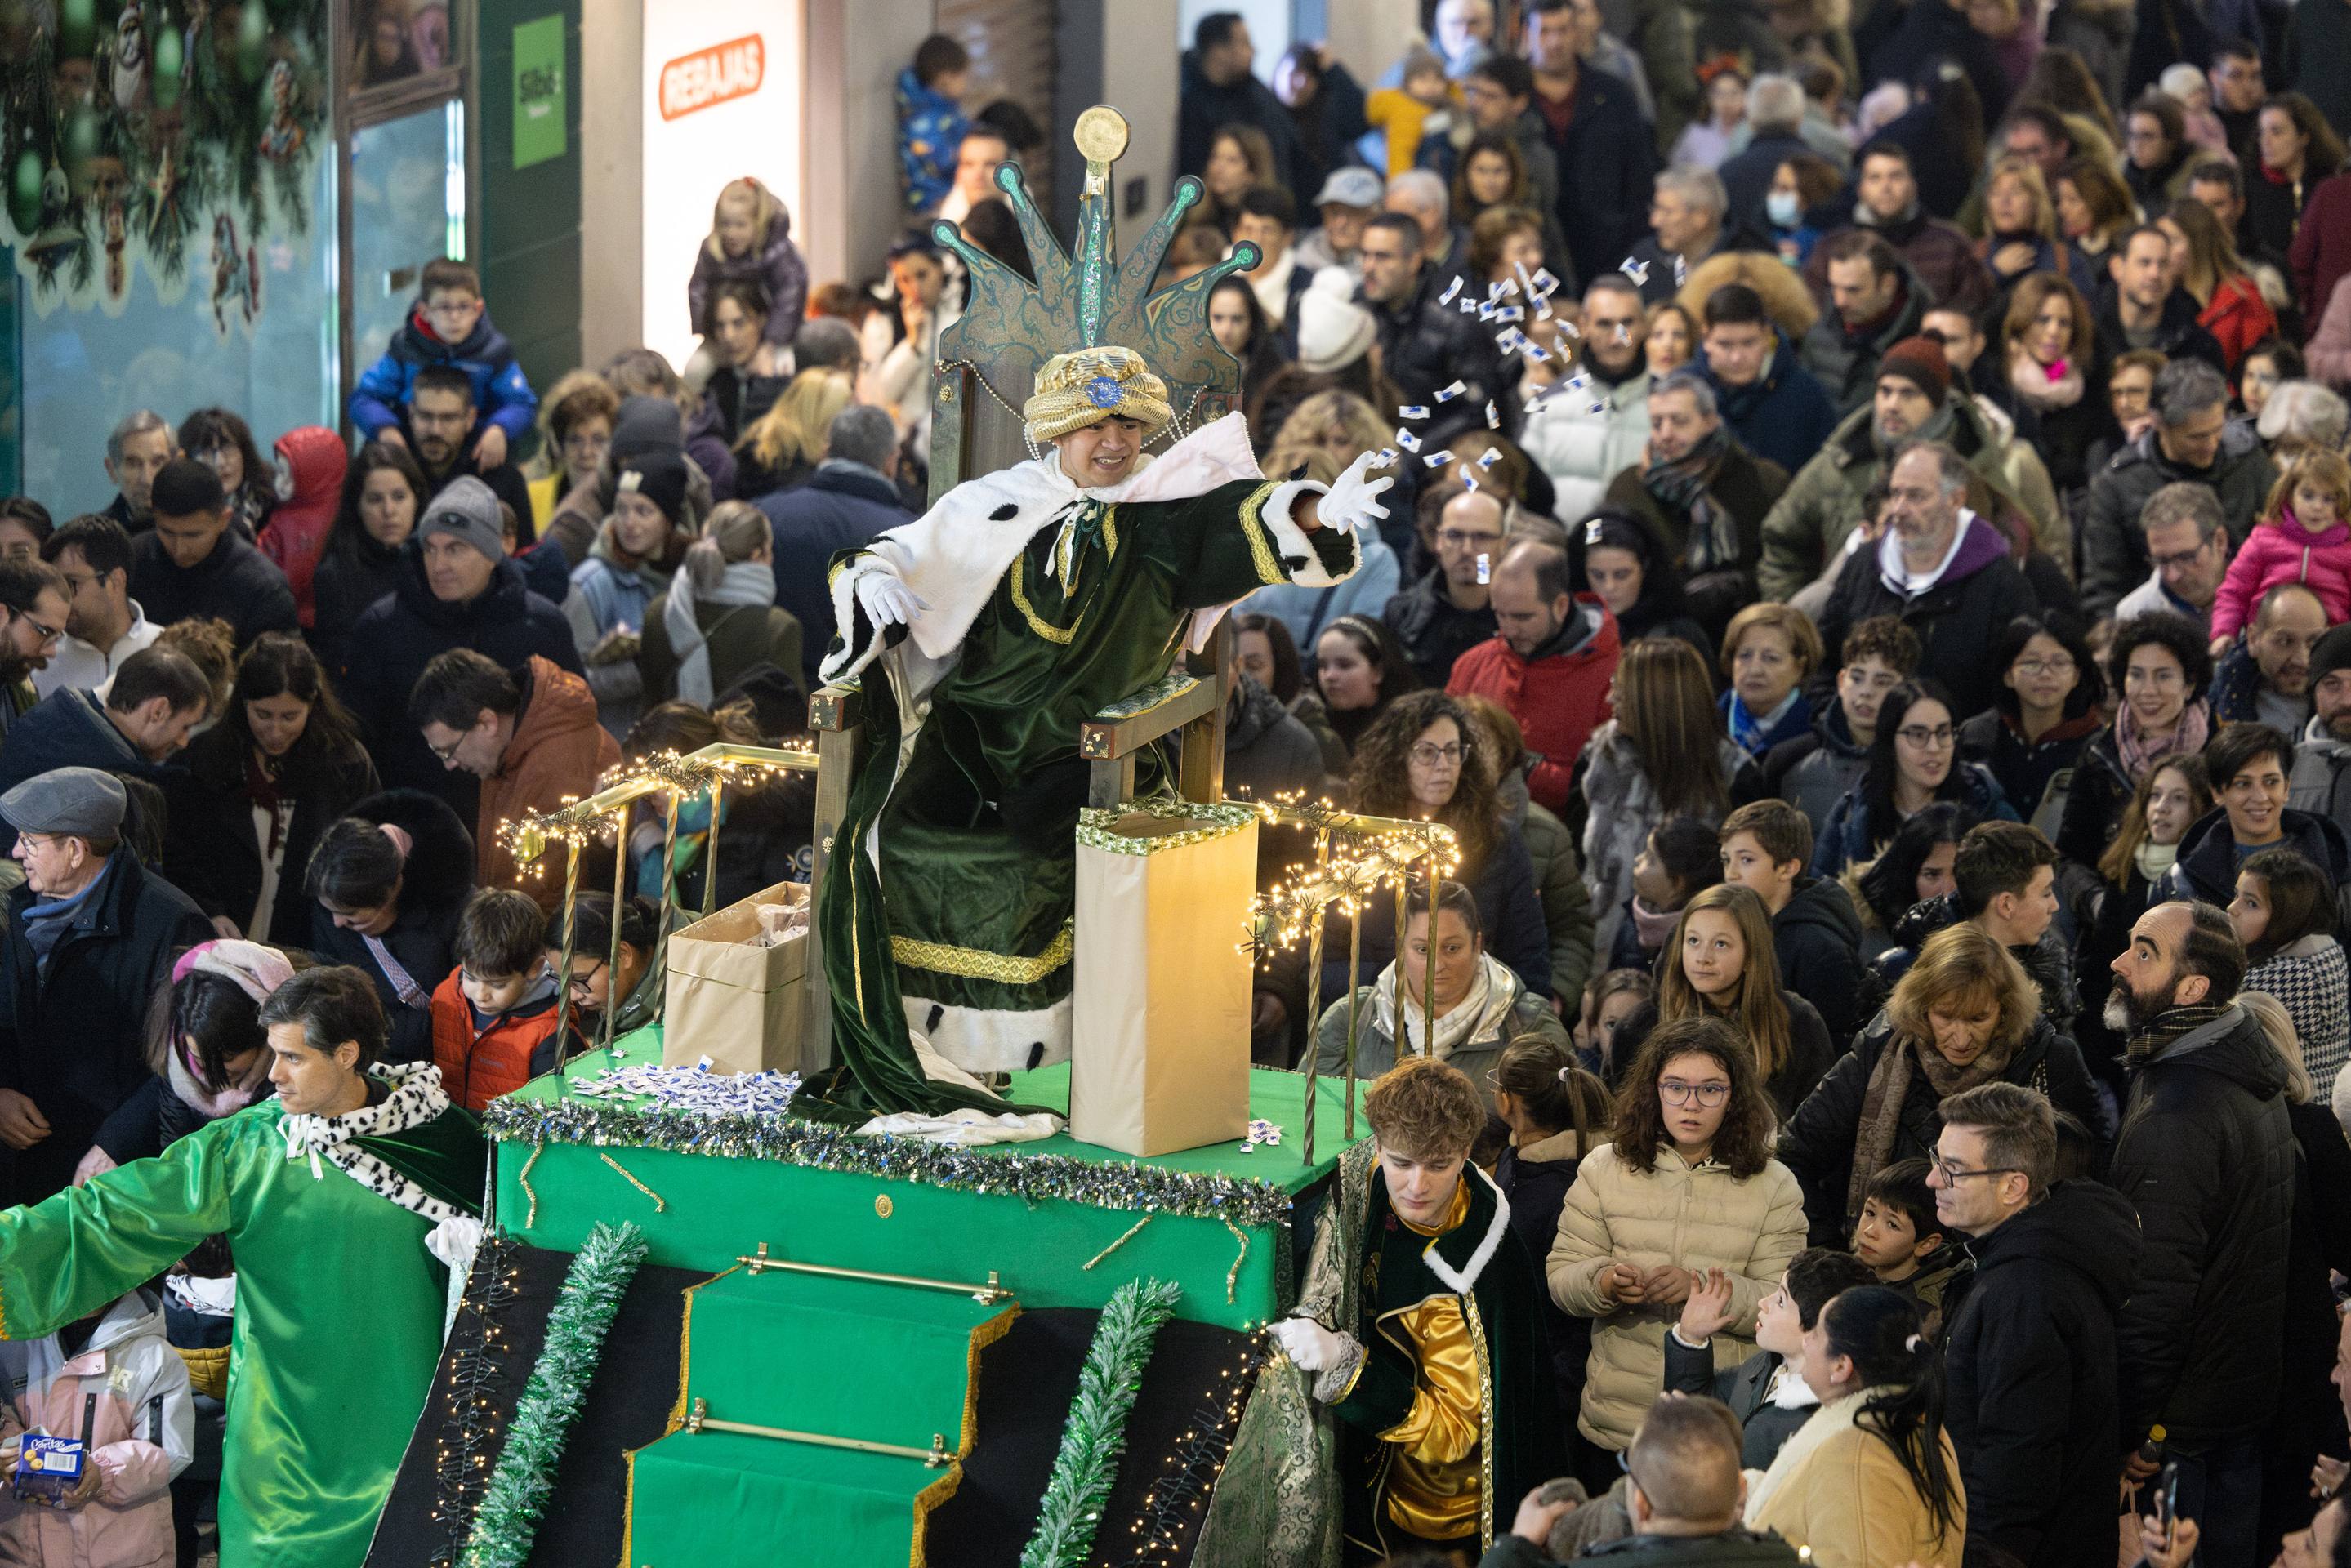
[456, 1222, 649, 1568]
[1019, 1277, 1184, 1568]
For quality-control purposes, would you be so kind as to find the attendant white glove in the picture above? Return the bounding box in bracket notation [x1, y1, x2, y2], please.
[1270, 1315, 1349, 1372]
[1314, 451, 1395, 537]
[855, 569, 930, 630]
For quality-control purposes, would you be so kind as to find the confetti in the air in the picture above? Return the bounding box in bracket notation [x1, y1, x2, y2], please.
[1484, 399, 1501, 429]
[1423, 450, 1454, 468]
[1477, 448, 1502, 469]
[1435, 381, 1468, 402]
[1437, 276, 1463, 306]
[1394, 428, 1423, 452]
[1399, 404, 1431, 421]
[1622, 257, 1650, 286]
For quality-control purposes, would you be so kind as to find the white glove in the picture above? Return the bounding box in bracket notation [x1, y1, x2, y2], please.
[1314, 451, 1395, 537]
[854, 569, 929, 630]
[1270, 1316, 1349, 1372]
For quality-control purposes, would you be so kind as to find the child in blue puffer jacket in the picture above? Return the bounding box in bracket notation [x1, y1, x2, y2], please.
[896, 34, 971, 214]
[348, 256, 539, 472]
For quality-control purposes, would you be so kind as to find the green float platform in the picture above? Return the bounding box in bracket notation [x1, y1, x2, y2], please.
[486, 1031, 1370, 1330]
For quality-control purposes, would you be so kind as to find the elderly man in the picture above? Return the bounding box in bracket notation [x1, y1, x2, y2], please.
[1814, 440, 2036, 718]
[100, 411, 173, 533]
[0, 767, 210, 1205]
[1447, 538, 1621, 813]
[1718, 74, 1819, 236]
[1623, 167, 1744, 305]
[1522, 273, 1653, 520]
[1293, 167, 1383, 278]
[1358, 213, 1510, 439]
[1760, 337, 2056, 602]
[2092, 225, 2228, 375]
[2210, 582, 2326, 732]
[1525, 0, 1657, 292]
[340, 476, 578, 813]
[2082, 358, 2276, 617]
[1603, 372, 1787, 633]
[1386, 490, 1506, 687]
[1802, 143, 1992, 315]
[1801, 233, 1931, 414]
[2105, 900, 2295, 1565]
[1695, 283, 1838, 476]
[2114, 483, 2232, 631]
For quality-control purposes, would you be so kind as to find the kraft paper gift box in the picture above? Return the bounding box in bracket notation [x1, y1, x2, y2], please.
[663, 880, 808, 1074]
[1069, 803, 1258, 1156]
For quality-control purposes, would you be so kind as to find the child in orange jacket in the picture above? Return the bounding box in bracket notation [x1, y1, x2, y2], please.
[431, 888, 568, 1111]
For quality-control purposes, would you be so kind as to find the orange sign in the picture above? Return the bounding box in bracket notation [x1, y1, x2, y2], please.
[659, 34, 765, 121]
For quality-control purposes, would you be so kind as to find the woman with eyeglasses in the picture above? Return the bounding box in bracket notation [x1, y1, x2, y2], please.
[1781, 922, 2098, 1245]
[1742, 1285, 1966, 1566]
[543, 893, 662, 1045]
[302, 790, 475, 1066]
[1656, 883, 1837, 1120]
[2058, 611, 2213, 874]
[1959, 612, 2106, 837]
[1813, 681, 2019, 880]
[1311, 879, 1569, 1106]
[1321, 692, 1550, 1003]
[1547, 1014, 1805, 1487]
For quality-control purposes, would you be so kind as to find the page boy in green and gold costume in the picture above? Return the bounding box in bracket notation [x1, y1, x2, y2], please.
[812, 345, 1392, 1112]
[0, 966, 484, 1568]
[1273, 1052, 1566, 1561]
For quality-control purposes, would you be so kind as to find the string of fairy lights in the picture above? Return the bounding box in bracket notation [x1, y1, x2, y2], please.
[428, 1233, 522, 1566]
[1111, 1338, 1267, 1567]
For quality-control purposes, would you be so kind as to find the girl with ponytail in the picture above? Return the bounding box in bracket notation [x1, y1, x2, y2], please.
[1744, 1285, 1966, 1564]
[636, 501, 803, 709]
[1492, 1035, 1613, 1436]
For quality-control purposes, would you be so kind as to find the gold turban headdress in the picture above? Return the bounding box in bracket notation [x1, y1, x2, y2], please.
[1021, 346, 1174, 444]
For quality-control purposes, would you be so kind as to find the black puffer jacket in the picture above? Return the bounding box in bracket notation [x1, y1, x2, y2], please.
[1778, 1009, 2099, 1244]
[2110, 1001, 2297, 1447]
[2079, 416, 2276, 617]
[306, 788, 475, 1067]
[1938, 1178, 2143, 1568]
[163, 722, 381, 947]
[1773, 875, 1866, 1047]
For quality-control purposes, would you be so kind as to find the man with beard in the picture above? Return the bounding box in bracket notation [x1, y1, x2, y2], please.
[2289, 625, 2351, 835]
[0, 561, 69, 749]
[1601, 372, 1787, 637]
[1800, 234, 1930, 415]
[2105, 898, 2295, 1566]
[397, 365, 536, 533]
[1759, 337, 2058, 603]
[1520, 274, 1653, 521]
[1385, 488, 1505, 687]
[1446, 538, 1620, 813]
[2210, 582, 2326, 732]
[2092, 226, 2229, 374]
[1801, 145, 1992, 316]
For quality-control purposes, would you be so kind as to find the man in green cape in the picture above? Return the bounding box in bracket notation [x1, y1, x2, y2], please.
[0, 966, 484, 1568]
[814, 344, 1392, 1116]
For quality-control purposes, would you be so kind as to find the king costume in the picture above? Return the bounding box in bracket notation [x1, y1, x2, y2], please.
[813, 346, 1378, 1111]
[0, 1062, 484, 1568]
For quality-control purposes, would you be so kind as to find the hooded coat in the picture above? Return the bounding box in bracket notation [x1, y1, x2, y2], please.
[2290, 713, 2351, 843]
[257, 426, 348, 630]
[2153, 804, 2351, 918]
[1938, 1179, 2142, 1568]
[1773, 875, 1867, 1045]
[1812, 511, 2039, 720]
[2109, 1001, 2297, 1446]
[1695, 333, 1841, 479]
[1311, 960, 1572, 1099]
[475, 656, 621, 906]
[1812, 760, 2019, 880]
[1778, 1008, 2098, 1243]
[338, 554, 580, 816]
[2208, 514, 2351, 640]
[349, 301, 540, 447]
[1871, 890, 2086, 1031]
[1754, 703, 1871, 836]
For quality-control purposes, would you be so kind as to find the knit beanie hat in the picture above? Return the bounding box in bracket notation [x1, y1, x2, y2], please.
[615, 449, 689, 523]
[2312, 624, 2351, 689]
[417, 475, 505, 562]
[1876, 336, 1952, 404]
[1296, 266, 1378, 375]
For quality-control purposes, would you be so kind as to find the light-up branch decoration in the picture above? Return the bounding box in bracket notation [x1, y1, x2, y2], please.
[1242, 796, 1461, 1166]
[496, 743, 817, 1071]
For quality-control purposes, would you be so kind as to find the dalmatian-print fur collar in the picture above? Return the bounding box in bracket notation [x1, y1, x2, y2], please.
[280, 1062, 466, 1224]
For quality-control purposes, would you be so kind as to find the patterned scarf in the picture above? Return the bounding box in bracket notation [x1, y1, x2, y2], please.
[1845, 1025, 2022, 1220]
[1642, 425, 1739, 572]
[2116, 698, 2210, 784]
[2125, 1001, 2230, 1065]
[279, 1061, 469, 1224]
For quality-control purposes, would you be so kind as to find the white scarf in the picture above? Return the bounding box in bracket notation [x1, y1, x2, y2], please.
[279, 1061, 468, 1226]
[664, 559, 776, 707]
[1372, 953, 1519, 1060]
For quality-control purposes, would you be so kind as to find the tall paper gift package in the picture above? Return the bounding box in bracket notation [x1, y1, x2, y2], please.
[663, 880, 807, 1074]
[1069, 803, 1258, 1156]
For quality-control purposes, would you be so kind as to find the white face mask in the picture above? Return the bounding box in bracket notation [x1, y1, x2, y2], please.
[273, 455, 296, 501]
[1767, 190, 1802, 229]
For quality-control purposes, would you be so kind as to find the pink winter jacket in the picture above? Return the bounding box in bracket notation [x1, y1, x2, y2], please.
[2209, 511, 2351, 641]
[0, 1292, 194, 1568]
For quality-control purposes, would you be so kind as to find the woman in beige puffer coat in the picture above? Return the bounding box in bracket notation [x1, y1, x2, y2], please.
[1548, 1013, 1807, 1457]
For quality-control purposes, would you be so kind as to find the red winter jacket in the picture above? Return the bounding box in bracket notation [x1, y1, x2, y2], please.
[430, 969, 563, 1111]
[1447, 595, 1622, 813]
[257, 425, 347, 629]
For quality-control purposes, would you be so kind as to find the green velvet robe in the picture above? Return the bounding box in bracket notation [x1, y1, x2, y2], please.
[0, 1092, 484, 1568]
[818, 474, 1356, 1113]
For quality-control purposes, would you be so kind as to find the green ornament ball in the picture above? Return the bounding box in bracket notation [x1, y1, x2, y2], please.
[234, 4, 269, 81]
[153, 28, 185, 108]
[65, 105, 100, 173]
[58, 0, 98, 58]
[8, 149, 42, 234]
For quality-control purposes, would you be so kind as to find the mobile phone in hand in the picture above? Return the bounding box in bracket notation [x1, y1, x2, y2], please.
[2154, 1460, 2180, 1542]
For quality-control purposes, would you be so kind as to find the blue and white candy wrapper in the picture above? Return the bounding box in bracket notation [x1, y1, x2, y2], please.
[1237, 1118, 1285, 1153]
[566, 1062, 804, 1119]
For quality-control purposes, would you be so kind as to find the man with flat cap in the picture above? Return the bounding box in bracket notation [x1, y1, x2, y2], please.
[0, 766, 208, 1204]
